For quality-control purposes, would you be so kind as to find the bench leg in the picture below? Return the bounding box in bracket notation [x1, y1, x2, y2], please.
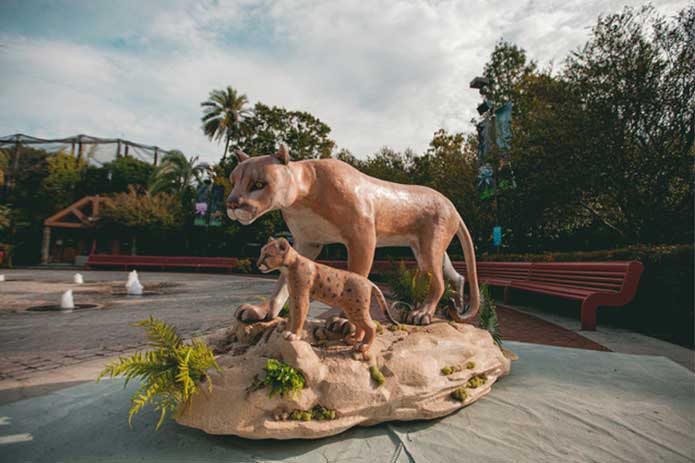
[580, 299, 598, 331]
[503, 286, 511, 305]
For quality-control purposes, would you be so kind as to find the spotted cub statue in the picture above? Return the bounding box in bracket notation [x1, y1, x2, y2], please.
[257, 237, 397, 353]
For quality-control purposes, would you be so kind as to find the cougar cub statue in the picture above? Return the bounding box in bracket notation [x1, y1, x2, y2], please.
[228, 144, 480, 327]
[257, 237, 398, 352]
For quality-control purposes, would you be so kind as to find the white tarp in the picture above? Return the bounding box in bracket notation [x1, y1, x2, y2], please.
[1, 341, 693, 462]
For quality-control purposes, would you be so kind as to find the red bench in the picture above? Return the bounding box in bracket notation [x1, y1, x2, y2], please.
[455, 261, 644, 330]
[86, 254, 239, 272]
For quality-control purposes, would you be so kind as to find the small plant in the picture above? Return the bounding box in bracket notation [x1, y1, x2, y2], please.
[369, 365, 385, 386]
[235, 258, 253, 274]
[451, 387, 468, 402]
[466, 373, 488, 389]
[478, 284, 502, 346]
[96, 317, 220, 430]
[386, 260, 454, 313]
[387, 323, 409, 333]
[442, 360, 476, 376]
[374, 321, 383, 334]
[251, 359, 305, 399]
[288, 405, 337, 421]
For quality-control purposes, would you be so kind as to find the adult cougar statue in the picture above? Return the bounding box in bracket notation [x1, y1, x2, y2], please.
[227, 144, 480, 326]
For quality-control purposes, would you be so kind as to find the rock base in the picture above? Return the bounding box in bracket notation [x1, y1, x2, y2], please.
[177, 319, 512, 440]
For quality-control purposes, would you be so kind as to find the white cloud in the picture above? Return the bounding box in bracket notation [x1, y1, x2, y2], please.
[0, 0, 690, 163]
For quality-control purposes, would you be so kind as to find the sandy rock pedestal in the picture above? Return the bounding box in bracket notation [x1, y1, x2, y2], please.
[177, 319, 512, 440]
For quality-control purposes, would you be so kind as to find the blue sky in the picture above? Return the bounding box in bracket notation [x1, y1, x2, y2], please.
[0, 0, 688, 163]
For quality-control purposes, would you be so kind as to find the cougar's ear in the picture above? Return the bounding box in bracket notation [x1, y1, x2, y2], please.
[277, 238, 290, 253]
[274, 143, 290, 165]
[235, 150, 250, 163]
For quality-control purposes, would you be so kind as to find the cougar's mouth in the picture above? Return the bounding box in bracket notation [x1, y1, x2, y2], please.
[227, 206, 257, 225]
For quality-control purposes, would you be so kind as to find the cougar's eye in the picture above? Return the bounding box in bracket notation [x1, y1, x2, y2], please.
[251, 181, 266, 191]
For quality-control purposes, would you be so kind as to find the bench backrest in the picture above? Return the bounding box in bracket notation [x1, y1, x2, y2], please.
[88, 255, 237, 264]
[527, 261, 640, 294]
[455, 262, 532, 281]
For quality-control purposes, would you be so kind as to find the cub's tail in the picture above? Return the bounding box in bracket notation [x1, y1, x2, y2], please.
[370, 282, 399, 325]
[449, 213, 481, 323]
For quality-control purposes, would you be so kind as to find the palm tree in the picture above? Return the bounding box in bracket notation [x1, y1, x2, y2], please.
[201, 87, 252, 161]
[149, 150, 207, 196]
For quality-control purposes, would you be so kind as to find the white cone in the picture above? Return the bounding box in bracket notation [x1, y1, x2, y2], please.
[61, 290, 75, 310]
[73, 273, 84, 284]
[0, 275, 5, 282]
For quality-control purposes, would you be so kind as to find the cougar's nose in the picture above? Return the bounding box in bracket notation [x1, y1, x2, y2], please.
[226, 195, 241, 209]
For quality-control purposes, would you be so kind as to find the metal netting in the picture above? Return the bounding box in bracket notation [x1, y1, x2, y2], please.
[0, 133, 174, 166]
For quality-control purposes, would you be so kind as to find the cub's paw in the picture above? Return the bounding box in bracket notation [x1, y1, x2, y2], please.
[235, 302, 270, 323]
[282, 331, 299, 341]
[403, 308, 433, 326]
[326, 316, 356, 336]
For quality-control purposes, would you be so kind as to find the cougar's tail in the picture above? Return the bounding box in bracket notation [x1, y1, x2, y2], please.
[449, 214, 481, 323]
[370, 282, 399, 325]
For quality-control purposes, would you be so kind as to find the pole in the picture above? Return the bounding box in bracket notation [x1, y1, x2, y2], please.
[41, 226, 51, 264]
[77, 135, 83, 161]
[116, 139, 121, 158]
[154, 147, 159, 166]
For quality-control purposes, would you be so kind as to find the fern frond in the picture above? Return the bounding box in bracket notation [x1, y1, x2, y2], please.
[96, 318, 218, 430]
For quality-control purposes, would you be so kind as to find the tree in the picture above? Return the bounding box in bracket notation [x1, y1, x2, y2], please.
[98, 187, 183, 255]
[237, 103, 336, 160]
[201, 87, 252, 161]
[563, 4, 694, 244]
[149, 150, 207, 196]
[41, 150, 87, 209]
[483, 40, 537, 106]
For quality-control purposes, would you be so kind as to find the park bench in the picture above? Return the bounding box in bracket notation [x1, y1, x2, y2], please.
[86, 254, 239, 272]
[320, 258, 643, 331]
[454, 261, 644, 330]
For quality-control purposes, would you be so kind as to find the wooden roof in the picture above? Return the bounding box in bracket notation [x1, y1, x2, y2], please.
[44, 195, 111, 229]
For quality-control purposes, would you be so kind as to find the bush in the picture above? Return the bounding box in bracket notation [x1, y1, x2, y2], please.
[480, 245, 694, 347]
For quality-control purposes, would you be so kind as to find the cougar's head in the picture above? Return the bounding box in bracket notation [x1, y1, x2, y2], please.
[257, 237, 291, 273]
[226, 144, 297, 225]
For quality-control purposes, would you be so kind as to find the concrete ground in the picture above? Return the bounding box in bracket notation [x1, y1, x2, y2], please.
[0, 268, 333, 404]
[501, 303, 695, 372]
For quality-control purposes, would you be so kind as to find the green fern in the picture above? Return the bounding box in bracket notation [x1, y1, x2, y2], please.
[386, 260, 453, 311]
[97, 317, 220, 430]
[478, 285, 502, 346]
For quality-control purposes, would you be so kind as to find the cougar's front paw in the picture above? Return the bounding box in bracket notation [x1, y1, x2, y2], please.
[235, 302, 270, 323]
[404, 308, 433, 325]
[282, 331, 299, 341]
[326, 316, 356, 336]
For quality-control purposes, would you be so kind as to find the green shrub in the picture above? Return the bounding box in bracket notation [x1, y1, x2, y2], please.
[386, 260, 453, 311]
[480, 245, 694, 347]
[96, 317, 220, 430]
[234, 258, 253, 274]
[478, 285, 502, 346]
[252, 359, 305, 399]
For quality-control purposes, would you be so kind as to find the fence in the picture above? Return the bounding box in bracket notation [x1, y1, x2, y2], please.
[0, 133, 175, 167]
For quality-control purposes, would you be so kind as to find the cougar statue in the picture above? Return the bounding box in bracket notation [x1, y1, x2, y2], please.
[227, 144, 480, 327]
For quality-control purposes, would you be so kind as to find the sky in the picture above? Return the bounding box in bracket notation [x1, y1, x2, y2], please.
[0, 0, 689, 163]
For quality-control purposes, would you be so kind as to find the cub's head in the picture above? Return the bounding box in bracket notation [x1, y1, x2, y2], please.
[257, 237, 291, 273]
[226, 144, 298, 225]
